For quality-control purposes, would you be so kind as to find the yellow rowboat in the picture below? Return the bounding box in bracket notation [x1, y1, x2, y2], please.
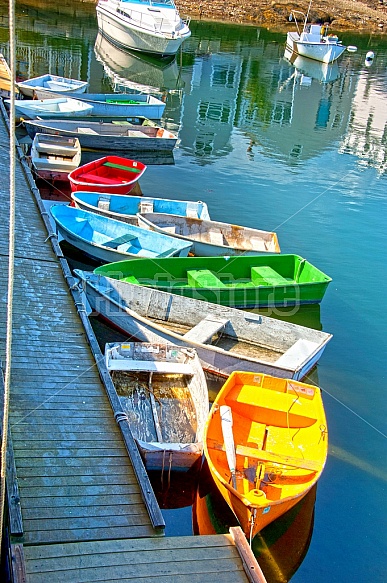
[203, 371, 328, 541]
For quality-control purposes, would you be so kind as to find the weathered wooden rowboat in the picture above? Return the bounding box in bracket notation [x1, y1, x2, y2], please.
[5, 97, 93, 120]
[33, 90, 166, 119]
[50, 205, 192, 263]
[68, 155, 147, 195]
[136, 213, 280, 256]
[203, 371, 328, 540]
[93, 254, 332, 308]
[17, 73, 88, 97]
[75, 270, 333, 380]
[105, 342, 209, 471]
[30, 133, 81, 181]
[71, 191, 211, 222]
[22, 118, 178, 152]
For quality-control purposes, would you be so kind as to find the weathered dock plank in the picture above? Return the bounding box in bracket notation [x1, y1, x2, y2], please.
[0, 101, 164, 551]
[22, 534, 259, 583]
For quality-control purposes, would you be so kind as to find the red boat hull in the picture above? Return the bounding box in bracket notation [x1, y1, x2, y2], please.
[68, 155, 146, 195]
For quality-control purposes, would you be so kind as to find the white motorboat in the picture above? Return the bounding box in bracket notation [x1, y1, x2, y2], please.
[286, 3, 346, 64]
[96, 0, 191, 57]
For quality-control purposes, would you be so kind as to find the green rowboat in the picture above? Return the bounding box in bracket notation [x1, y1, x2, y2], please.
[94, 254, 332, 308]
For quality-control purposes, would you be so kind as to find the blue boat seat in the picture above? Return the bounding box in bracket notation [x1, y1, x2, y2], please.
[102, 233, 138, 249]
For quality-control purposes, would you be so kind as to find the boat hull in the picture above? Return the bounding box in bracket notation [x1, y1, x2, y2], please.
[67, 93, 166, 119]
[72, 192, 211, 221]
[203, 371, 328, 538]
[24, 119, 177, 152]
[51, 205, 192, 263]
[17, 74, 88, 98]
[106, 342, 208, 471]
[68, 155, 146, 195]
[137, 214, 281, 256]
[286, 32, 346, 63]
[76, 271, 332, 380]
[96, 5, 190, 56]
[94, 255, 332, 308]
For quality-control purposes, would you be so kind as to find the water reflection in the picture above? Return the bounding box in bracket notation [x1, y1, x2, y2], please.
[283, 48, 340, 84]
[193, 459, 316, 583]
[94, 31, 185, 96]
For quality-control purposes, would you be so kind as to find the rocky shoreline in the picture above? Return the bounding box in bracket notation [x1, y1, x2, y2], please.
[176, 0, 387, 33]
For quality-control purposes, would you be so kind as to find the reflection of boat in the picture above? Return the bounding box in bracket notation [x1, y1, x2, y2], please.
[94, 32, 183, 94]
[251, 486, 316, 582]
[193, 460, 316, 582]
[93, 254, 332, 308]
[203, 371, 328, 541]
[284, 47, 340, 83]
[74, 270, 333, 380]
[105, 342, 209, 471]
[286, 5, 346, 63]
[96, 0, 191, 57]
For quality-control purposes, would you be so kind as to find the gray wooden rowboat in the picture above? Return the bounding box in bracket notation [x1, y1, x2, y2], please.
[105, 341, 209, 471]
[75, 270, 332, 380]
[23, 118, 178, 153]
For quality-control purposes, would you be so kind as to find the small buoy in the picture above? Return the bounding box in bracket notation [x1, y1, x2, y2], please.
[347, 45, 358, 53]
[365, 51, 375, 61]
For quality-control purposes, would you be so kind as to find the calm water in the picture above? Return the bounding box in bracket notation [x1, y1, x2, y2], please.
[1, 2, 386, 581]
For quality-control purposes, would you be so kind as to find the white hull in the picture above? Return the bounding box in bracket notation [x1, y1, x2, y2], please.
[286, 32, 346, 64]
[96, 1, 191, 56]
[76, 271, 332, 381]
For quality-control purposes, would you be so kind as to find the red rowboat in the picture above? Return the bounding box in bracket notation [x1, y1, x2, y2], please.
[68, 155, 146, 195]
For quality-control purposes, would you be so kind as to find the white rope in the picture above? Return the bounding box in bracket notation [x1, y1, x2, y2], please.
[0, 0, 16, 551]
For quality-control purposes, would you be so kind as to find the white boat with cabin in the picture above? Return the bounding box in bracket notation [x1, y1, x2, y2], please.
[286, 4, 346, 64]
[96, 0, 191, 57]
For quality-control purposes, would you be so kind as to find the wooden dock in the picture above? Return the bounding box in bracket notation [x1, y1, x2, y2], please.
[0, 99, 267, 583]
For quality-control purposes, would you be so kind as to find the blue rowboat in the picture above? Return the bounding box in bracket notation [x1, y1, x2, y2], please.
[71, 191, 211, 223]
[34, 90, 166, 119]
[50, 205, 192, 263]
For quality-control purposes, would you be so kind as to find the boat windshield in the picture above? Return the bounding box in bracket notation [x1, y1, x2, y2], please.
[121, 0, 176, 7]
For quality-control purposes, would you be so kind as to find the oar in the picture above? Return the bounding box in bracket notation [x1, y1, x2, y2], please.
[220, 405, 237, 489]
